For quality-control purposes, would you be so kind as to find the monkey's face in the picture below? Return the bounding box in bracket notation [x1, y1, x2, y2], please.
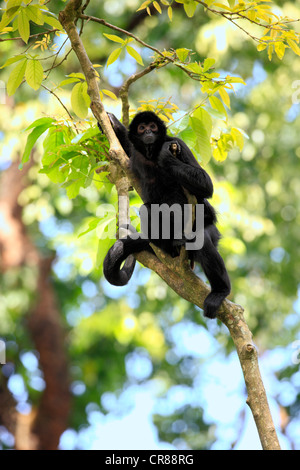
[137, 121, 159, 145]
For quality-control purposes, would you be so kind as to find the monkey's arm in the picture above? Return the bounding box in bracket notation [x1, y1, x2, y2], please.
[159, 140, 213, 199]
[98, 113, 133, 157]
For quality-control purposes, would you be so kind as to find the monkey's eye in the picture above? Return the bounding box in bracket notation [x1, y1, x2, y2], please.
[137, 124, 146, 134]
[149, 123, 158, 132]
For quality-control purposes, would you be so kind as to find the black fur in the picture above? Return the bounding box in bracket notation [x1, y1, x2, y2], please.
[101, 112, 231, 318]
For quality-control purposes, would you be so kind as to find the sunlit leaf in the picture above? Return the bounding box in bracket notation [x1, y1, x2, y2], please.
[183, 0, 197, 18]
[153, 1, 162, 13]
[126, 45, 144, 65]
[44, 14, 64, 30]
[26, 5, 45, 25]
[102, 89, 118, 100]
[107, 47, 122, 67]
[274, 41, 285, 60]
[287, 39, 300, 56]
[71, 81, 90, 119]
[22, 120, 54, 164]
[209, 95, 227, 119]
[231, 127, 244, 151]
[257, 42, 267, 51]
[7, 58, 27, 95]
[25, 59, 44, 90]
[219, 87, 231, 108]
[176, 48, 190, 62]
[137, 0, 152, 12]
[0, 54, 26, 69]
[18, 8, 30, 43]
[103, 33, 125, 44]
[190, 117, 211, 164]
[203, 57, 215, 72]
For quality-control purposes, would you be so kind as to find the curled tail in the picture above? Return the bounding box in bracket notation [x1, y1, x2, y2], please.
[103, 240, 137, 286]
[103, 226, 150, 286]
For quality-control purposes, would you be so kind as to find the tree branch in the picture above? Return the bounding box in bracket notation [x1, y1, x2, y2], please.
[59, 0, 281, 451]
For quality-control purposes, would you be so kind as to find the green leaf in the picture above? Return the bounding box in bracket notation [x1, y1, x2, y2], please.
[68, 72, 86, 80]
[0, 54, 26, 70]
[231, 127, 244, 151]
[6, 0, 22, 17]
[58, 77, 81, 88]
[0, 13, 13, 32]
[225, 75, 246, 85]
[184, 0, 197, 17]
[203, 57, 215, 72]
[43, 127, 65, 158]
[72, 126, 101, 144]
[7, 58, 27, 96]
[6, 0, 22, 10]
[106, 47, 122, 67]
[126, 45, 144, 65]
[190, 117, 212, 164]
[287, 39, 300, 56]
[209, 95, 228, 119]
[71, 81, 90, 119]
[192, 107, 212, 138]
[64, 178, 84, 199]
[40, 160, 66, 184]
[25, 59, 44, 90]
[44, 14, 64, 31]
[25, 117, 54, 131]
[26, 5, 45, 25]
[153, 1, 162, 13]
[22, 122, 54, 164]
[168, 113, 189, 134]
[103, 33, 125, 44]
[96, 216, 117, 240]
[185, 62, 203, 75]
[137, 0, 152, 12]
[78, 218, 100, 238]
[219, 87, 231, 108]
[101, 89, 118, 100]
[204, 106, 227, 121]
[18, 8, 30, 43]
[178, 128, 197, 148]
[176, 48, 190, 62]
[213, 144, 227, 162]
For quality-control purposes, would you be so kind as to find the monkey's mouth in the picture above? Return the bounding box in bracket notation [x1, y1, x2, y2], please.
[144, 134, 156, 144]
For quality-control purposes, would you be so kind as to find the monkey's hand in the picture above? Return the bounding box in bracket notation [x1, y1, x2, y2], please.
[169, 141, 181, 158]
[97, 113, 117, 133]
[158, 141, 181, 168]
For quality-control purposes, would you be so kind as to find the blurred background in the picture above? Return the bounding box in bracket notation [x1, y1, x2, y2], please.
[0, 0, 300, 450]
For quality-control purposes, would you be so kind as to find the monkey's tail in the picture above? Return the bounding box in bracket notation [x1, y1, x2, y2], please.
[203, 291, 229, 319]
[103, 240, 137, 286]
[103, 225, 150, 286]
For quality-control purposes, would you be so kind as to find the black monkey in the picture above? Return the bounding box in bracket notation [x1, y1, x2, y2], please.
[101, 111, 230, 318]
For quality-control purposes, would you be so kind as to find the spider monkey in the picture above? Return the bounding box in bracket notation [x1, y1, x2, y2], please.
[100, 111, 231, 319]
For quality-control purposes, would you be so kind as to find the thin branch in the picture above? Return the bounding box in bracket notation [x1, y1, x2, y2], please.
[195, 0, 300, 39]
[119, 62, 159, 127]
[40, 84, 79, 134]
[79, 14, 165, 58]
[0, 29, 59, 43]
